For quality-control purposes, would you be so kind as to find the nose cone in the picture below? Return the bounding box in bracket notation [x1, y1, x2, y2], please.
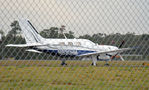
[108, 46, 119, 55]
[108, 46, 119, 50]
[113, 46, 119, 50]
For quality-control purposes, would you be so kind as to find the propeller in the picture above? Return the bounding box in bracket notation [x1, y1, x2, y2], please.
[118, 40, 125, 48]
[111, 40, 125, 60]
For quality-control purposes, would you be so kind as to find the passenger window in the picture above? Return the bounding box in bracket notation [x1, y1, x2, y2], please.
[68, 42, 73, 46]
[59, 42, 65, 45]
[76, 42, 81, 46]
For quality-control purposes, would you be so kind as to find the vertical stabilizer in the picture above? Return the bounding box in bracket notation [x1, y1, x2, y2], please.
[18, 19, 44, 44]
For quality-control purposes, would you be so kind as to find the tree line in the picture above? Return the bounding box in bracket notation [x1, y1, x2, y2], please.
[0, 21, 149, 60]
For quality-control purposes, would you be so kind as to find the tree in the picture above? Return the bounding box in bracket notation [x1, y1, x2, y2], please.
[40, 27, 59, 38]
[0, 30, 4, 36]
[40, 27, 75, 38]
[8, 20, 21, 41]
[79, 34, 92, 40]
[141, 34, 149, 41]
[65, 31, 75, 38]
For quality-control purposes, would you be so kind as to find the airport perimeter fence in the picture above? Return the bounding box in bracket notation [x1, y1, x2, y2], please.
[0, 0, 149, 89]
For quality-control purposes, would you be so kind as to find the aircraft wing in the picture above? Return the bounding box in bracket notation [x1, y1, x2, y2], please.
[26, 49, 42, 53]
[6, 43, 48, 47]
[78, 48, 131, 57]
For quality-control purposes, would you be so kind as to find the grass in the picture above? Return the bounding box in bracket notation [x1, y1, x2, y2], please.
[0, 60, 149, 90]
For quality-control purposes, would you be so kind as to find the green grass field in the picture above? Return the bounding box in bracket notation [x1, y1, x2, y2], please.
[0, 60, 149, 90]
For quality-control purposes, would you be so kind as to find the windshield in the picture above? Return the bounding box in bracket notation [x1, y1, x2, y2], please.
[83, 40, 95, 46]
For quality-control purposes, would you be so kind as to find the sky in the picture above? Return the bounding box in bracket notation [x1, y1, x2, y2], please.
[0, 0, 148, 36]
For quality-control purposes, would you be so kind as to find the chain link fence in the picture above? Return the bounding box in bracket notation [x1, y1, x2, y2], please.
[0, 0, 149, 89]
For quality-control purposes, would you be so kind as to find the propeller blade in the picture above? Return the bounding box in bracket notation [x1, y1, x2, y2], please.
[119, 54, 124, 61]
[111, 41, 125, 60]
[119, 40, 125, 48]
[111, 53, 118, 59]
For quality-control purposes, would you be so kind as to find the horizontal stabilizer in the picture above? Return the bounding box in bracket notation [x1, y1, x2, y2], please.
[78, 48, 132, 57]
[26, 49, 42, 53]
[6, 43, 48, 47]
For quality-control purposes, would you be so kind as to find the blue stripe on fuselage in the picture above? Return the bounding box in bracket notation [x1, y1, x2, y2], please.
[77, 50, 95, 55]
[34, 48, 96, 56]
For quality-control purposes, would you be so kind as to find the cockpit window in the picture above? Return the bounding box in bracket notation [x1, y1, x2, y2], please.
[59, 42, 65, 45]
[85, 40, 95, 46]
[68, 42, 73, 46]
[76, 42, 81, 46]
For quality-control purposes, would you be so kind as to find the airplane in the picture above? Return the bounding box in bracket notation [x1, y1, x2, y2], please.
[6, 19, 131, 66]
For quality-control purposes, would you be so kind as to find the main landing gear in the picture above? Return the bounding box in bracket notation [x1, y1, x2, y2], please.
[91, 55, 97, 66]
[61, 60, 67, 66]
[104, 61, 110, 66]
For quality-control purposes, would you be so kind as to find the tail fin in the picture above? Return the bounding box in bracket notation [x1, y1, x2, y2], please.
[18, 19, 45, 44]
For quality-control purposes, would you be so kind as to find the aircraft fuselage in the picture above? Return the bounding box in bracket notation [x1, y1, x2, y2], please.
[35, 39, 118, 57]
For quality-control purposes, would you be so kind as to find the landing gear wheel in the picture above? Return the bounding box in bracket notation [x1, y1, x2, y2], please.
[61, 61, 67, 66]
[104, 63, 110, 66]
[91, 63, 97, 66]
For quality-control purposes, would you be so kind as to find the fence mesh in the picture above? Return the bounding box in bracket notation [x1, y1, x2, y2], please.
[0, 0, 149, 89]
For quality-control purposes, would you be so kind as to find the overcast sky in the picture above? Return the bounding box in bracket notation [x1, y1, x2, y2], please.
[0, 0, 148, 36]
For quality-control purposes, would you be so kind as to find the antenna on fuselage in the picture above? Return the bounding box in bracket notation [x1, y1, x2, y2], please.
[60, 25, 67, 39]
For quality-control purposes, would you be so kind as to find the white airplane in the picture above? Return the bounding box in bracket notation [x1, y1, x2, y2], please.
[6, 19, 131, 66]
